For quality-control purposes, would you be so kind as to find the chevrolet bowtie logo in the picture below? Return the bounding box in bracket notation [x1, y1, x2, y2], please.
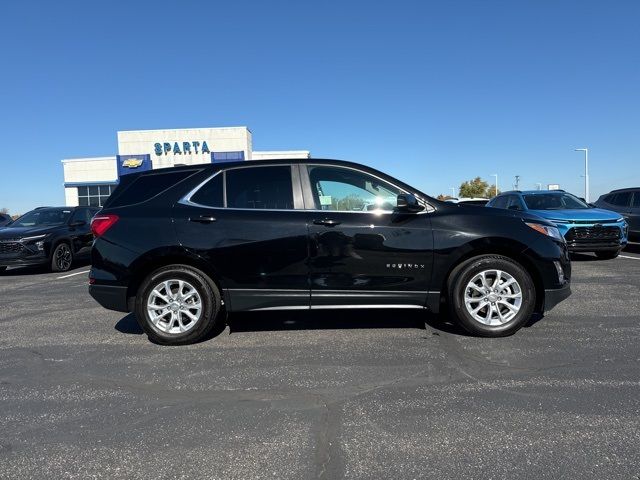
[122, 158, 144, 168]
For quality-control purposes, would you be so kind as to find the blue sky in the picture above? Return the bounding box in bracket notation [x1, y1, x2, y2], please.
[1, 0, 639, 213]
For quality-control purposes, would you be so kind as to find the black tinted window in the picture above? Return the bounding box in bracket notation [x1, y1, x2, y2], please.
[491, 196, 508, 209]
[226, 166, 293, 209]
[191, 173, 223, 207]
[632, 192, 640, 208]
[106, 170, 196, 208]
[611, 192, 632, 207]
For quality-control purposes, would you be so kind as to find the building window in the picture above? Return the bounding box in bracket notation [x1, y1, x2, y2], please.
[212, 151, 245, 163]
[77, 185, 114, 207]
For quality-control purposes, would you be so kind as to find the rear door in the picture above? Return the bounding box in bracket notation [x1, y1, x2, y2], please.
[301, 164, 433, 308]
[172, 164, 311, 311]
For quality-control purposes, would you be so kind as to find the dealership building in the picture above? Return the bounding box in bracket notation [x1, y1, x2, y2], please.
[61, 126, 310, 207]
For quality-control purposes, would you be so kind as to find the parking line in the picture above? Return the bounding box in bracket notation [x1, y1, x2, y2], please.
[56, 270, 90, 279]
[619, 255, 640, 260]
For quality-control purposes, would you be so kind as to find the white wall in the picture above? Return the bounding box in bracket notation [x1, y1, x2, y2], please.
[64, 187, 79, 207]
[117, 126, 253, 168]
[252, 150, 310, 160]
[62, 156, 117, 183]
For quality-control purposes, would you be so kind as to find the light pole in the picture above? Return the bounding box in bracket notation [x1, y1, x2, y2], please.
[450, 187, 456, 198]
[535, 183, 542, 190]
[575, 148, 589, 202]
[491, 174, 498, 197]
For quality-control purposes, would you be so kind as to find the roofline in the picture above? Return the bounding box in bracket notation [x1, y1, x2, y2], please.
[133, 158, 439, 204]
[116, 126, 250, 134]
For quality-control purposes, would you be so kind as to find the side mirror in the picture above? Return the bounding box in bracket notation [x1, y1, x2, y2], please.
[69, 220, 86, 227]
[397, 193, 424, 213]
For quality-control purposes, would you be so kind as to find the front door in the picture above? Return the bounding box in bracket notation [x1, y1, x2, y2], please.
[173, 164, 310, 311]
[302, 164, 433, 308]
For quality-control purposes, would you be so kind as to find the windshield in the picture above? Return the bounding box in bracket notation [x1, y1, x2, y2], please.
[523, 193, 589, 210]
[11, 209, 73, 227]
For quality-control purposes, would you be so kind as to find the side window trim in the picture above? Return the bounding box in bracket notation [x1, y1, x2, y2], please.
[300, 163, 431, 214]
[181, 164, 304, 211]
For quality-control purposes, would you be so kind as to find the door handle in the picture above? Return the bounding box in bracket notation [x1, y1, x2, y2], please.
[313, 218, 341, 227]
[189, 215, 217, 223]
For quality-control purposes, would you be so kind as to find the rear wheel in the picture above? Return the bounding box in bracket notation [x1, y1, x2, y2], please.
[595, 250, 620, 260]
[135, 265, 222, 345]
[51, 242, 73, 272]
[448, 255, 536, 337]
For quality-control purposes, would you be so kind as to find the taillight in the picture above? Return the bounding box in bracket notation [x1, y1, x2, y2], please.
[91, 214, 119, 237]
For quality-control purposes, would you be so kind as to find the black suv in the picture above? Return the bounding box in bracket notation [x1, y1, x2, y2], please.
[594, 187, 640, 241]
[0, 206, 99, 272]
[89, 159, 571, 344]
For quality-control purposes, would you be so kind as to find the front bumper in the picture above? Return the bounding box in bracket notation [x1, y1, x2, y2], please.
[89, 284, 130, 312]
[557, 222, 628, 252]
[0, 253, 48, 267]
[544, 283, 571, 312]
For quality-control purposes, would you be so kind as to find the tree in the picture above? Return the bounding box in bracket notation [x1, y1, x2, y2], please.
[0, 207, 8, 214]
[458, 177, 500, 198]
[436, 194, 455, 201]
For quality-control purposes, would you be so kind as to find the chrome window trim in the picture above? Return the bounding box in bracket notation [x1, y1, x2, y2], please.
[179, 163, 435, 214]
[303, 163, 434, 214]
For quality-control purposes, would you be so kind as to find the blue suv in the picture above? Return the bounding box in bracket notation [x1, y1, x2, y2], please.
[487, 190, 628, 259]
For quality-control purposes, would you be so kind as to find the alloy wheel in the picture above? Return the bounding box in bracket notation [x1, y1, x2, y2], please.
[55, 244, 72, 271]
[463, 269, 523, 326]
[146, 279, 203, 334]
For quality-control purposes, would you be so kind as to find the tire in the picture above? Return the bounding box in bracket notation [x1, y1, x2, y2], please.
[0, 266, 6, 272]
[595, 250, 620, 260]
[135, 265, 222, 345]
[448, 255, 536, 337]
[51, 242, 73, 272]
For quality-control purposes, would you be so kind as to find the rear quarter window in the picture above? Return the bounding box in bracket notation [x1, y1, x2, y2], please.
[105, 170, 197, 208]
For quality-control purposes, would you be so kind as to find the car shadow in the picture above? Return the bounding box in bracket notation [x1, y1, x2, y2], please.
[228, 309, 427, 334]
[116, 308, 547, 341]
[623, 242, 640, 254]
[114, 313, 143, 335]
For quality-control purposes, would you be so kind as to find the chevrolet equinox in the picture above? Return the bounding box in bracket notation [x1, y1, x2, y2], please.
[89, 159, 571, 345]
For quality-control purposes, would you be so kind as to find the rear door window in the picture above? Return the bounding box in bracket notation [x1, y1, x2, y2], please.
[225, 166, 294, 210]
[611, 192, 632, 207]
[190, 173, 224, 207]
[105, 170, 197, 208]
[631, 191, 640, 208]
[491, 196, 509, 209]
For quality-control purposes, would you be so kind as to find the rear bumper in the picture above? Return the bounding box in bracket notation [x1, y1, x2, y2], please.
[543, 283, 571, 312]
[89, 284, 130, 312]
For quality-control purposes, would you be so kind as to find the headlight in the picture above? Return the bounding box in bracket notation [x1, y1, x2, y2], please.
[616, 217, 625, 223]
[20, 234, 47, 242]
[525, 222, 564, 241]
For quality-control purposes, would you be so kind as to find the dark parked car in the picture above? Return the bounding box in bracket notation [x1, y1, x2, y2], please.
[0, 206, 99, 272]
[0, 213, 12, 227]
[89, 159, 571, 345]
[594, 187, 640, 241]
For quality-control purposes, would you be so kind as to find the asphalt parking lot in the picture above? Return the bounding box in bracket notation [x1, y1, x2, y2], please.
[1, 246, 639, 479]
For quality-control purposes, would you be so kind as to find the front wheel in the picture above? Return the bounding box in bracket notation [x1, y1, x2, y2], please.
[135, 265, 222, 345]
[448, 255, 536, 337]
[595, 250, 620, 260]
[51, 243, 73, 272]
